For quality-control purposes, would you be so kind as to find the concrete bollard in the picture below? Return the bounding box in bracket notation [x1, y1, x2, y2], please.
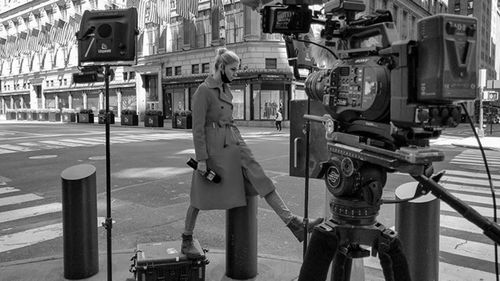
[61, 164, 99, 279]
[226, 195, 258, 280]
[395, 182, 440, 281]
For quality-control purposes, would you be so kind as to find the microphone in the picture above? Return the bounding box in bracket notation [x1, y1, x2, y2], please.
[187, 158, 221, 183]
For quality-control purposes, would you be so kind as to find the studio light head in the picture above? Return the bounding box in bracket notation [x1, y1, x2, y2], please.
[76, 8, 138, 64]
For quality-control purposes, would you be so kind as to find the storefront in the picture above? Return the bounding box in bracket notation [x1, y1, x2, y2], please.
[162, 71, 292, 122]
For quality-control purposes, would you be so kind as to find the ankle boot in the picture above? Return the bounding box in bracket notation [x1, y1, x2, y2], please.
[286, 216, 324, 242]
[181, 234, 203, 259]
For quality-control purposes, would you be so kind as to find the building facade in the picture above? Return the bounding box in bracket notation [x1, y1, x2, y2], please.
[0, 0, 448, 124]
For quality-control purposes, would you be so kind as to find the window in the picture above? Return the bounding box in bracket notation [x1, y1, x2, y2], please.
[392, 5, 398, 25]
[401, 10, 408, 40]
[253, 89, 285, 120]
[175, 66, 182, 75]
[129, 72, 135, 80]
[202, 63, 210, 73]
[225, 7, 244, 44]
[265, 58, 277, 69]
[192, 64, 199, 74]
[123, 72, 128, 80]
[382, 0, 388, 10]
[166, 67, 173, 76]
[63, 79, 67, 85]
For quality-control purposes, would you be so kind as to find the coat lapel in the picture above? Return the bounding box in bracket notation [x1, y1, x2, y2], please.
[204, 76, 233, 108]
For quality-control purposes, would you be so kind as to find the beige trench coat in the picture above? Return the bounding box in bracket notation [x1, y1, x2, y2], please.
[190, 76, 275, 210]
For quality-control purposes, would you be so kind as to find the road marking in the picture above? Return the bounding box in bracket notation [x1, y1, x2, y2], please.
[364, 256, 495, 281]
[28, 155, 58, 160]
[0, 194, 43, 207]
[442, 183, 500, 197]
[0, 216, 105, 253]
[0, 203, 62, 223]
[59, 138, 97, 146]
[441, 176, 500, 188]
[0, 144, 39, 152]
[440, 214, 482, 234]
[441, 202, 497, 218]
[444, 170, 500, 180]
[39, 140, 82, 147]
[0, 187, 19, 195]
[17, 142, 63, 150]
[175, 149, 195, 155]
[0, 148, 16, 154]
[0, 223, 62, 253]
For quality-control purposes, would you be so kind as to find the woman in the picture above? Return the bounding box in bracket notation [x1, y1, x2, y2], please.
[275, 109, 283, 131]
[181, 48, 323, 258]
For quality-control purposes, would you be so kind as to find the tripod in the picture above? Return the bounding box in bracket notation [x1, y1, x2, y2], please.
[298, 164, 411, 281]
[299, 218, 410, 281]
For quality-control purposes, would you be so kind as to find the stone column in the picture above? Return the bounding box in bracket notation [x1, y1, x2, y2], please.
[83, 93, 87, 109]
[117, 90, 122, 118]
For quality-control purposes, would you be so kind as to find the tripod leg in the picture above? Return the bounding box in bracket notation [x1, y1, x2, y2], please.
[378, 236, 411, 281]
[332, 251, 352, 281]
[299, 228, 338, 281]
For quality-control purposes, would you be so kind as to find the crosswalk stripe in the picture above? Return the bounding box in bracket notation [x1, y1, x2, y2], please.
[451, 158, 500, 165]
[441, 202, 497, 220]
[0, 144, 39, 152]
[0, 194, 43, 207]
[443, 183, 500, 197]
[76, 137, 104, 143]
[0, 203, 62, 223]
[454, 155, 500, 161]
[0, 223, 63, 253]
[441, 214, 482, 234]
[39, 140, 82, 147]
[0, 148, 16, 154]
[364, 256, 495, 280]
[445, 170, 500, 180]
[59, 139, 97, 146]
[0, 187, 19, 195]
[441, 176, 500, 188]
[17, 142, 63, 150]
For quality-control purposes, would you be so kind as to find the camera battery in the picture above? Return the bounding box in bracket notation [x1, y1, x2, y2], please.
[131, 241, 207, 281]
[417, 14, 477, 103]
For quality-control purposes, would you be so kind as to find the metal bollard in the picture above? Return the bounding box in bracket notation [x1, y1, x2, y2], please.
[61, 164, 99, 279]
[395, 182, 440, 281]
[226, 195, 258, 280]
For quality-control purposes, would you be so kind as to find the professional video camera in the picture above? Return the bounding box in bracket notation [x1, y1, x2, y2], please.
[257, 1, 500, 280]
[263, 0, 477, 149]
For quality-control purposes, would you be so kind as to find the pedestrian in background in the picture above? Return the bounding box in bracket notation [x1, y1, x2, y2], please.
[275, 109, 283, 131]
[181, 47, 323, 258]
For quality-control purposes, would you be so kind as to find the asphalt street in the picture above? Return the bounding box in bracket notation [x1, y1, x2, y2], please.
[0, 122, 499, 280]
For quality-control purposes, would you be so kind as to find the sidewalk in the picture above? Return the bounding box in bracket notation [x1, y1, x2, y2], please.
[0, 247, 303, 281]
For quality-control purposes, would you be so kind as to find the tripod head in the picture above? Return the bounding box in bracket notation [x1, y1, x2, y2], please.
[305, 113, 500, 245]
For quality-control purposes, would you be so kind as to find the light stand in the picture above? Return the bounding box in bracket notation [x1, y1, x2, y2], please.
[101, 64, 113, 281]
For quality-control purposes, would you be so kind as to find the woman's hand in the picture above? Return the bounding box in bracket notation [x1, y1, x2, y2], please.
[197, 160, 207, 173]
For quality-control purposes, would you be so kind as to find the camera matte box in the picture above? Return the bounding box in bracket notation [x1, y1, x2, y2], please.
[417, 14, 477, 103]
[132, 241, 207, 281]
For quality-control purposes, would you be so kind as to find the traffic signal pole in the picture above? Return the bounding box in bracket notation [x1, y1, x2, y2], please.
[478, 69, 486, 137]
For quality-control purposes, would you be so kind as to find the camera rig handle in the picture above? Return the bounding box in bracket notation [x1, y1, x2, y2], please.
[413, 174, 500, 244]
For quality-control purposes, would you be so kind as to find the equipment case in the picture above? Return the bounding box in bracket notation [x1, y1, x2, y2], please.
[130, 241, 208, 281]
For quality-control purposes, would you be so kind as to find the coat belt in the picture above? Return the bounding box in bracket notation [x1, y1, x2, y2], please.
[207, 120, 239, 146]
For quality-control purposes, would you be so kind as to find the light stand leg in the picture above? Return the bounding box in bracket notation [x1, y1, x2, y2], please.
[103, 65, 113, 281]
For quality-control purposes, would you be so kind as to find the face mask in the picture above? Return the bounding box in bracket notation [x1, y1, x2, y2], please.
[221, 65, 231, 83]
